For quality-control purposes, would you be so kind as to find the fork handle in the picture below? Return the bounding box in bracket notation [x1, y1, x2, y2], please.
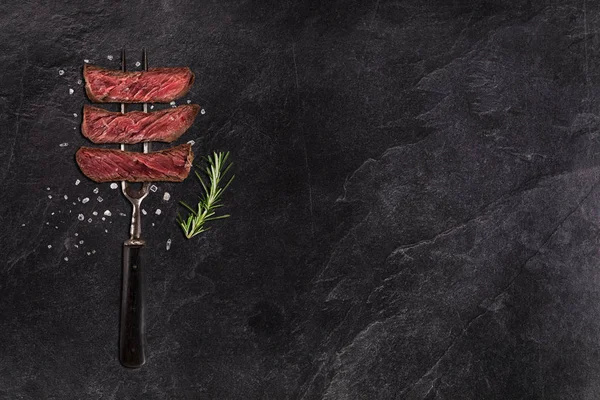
[119, 242, 146, 368]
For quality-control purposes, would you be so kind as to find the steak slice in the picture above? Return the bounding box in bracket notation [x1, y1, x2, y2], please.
[82, 104, 200, 144]
[84, 64, 194, 103]
[76, 144, 194, 182]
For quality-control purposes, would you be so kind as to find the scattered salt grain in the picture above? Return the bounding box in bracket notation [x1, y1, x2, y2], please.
[163, 192, 170, 201]
[103, 210, 112, 216]
[48, 195, 52, 199]
[142, 209, 147, 215]
[82, 197, 89, 204]
[150, 105, 154, 110]
[110, 183, 118, 189]
[102, 217, 105, 221]
[135, 61, 141, 67]
[119, 212, 126, 217]
[166, 239, 171, 250]
[187, 140, 195, 146]
[186, 99, 191, 104]
[69, 88, 74, 95]
[74, 244, 78, 248]
[64, 257, 69, 262]
[78, 214, 84, 221]
[92, 250, 96, 254]
[72, 202, 76, 205]
[152, 223, 155, 227]
[46, 222, 49, 225]
[107, 55, 114, 61]
[59, 143, 68, 147]
[21, 223, 25, 227]
[79, 240, 83, 244]
[92, 211, 98, 216]
[93, 187, 99, 194]
[84, 59, 90, 63]
[77, 79, 82, 85]
[150, 185, 158, 192]
[105, 229, 108, 233]
[75, 179, 80, 186]
[46, 187, 50, 191]
[55, 226, 58, 230]
[87, 218, 92, 223]
[155, 209, 162, 215]
[87, 252, 91, 256]
[51, 212, 55, 216]
[75, 233, 79, 236]
[48, 245, 52, 249]
[73, 113, 77, 117]
[58, 69, 64, 75]
[201, 108, 206, 115]
[97, 196, 103, 202]
[170, 101, 176, 106]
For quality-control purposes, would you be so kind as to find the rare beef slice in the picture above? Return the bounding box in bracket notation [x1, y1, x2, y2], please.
[82, 104, 200, 144]
[76, 143, 194, 182]
[84, 65, 194, 103]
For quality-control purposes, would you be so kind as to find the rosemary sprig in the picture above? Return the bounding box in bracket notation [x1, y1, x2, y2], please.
[177, 151, 234, 239]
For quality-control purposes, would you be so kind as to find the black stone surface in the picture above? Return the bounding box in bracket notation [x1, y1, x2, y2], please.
[2, 0, 600, 398]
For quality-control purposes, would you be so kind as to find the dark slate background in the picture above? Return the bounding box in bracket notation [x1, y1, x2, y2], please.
[2, 0, 600, 398]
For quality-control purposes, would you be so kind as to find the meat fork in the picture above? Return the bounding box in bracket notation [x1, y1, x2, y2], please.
[119, 48, 150, 368]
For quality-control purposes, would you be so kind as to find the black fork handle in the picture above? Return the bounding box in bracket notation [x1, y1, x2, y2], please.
[119, 242, 146, 368]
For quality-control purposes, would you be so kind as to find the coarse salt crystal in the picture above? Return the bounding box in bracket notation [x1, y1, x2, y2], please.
[82, 197, 89, 204]
[142, 209, 147, 215]
[201, 109, 206, 115]
[48, 245, 52, 249]
[166, 239, 171, 250]
[92, 211, 98, 216]
[73, 113, 77, 117]
[87, 218, 92, 223]
[69, 88, 74, 95]
[58, 69, 65, 75]
[104, 210, 112, 216]
[48, 195, 52, 199]
[75, 179, 80, 185]
[77, 214, 84, 221]
[64, 257, 69, 261]
[93, 187, 99, 194]
[155, 209, 162, 215]
[135, 61, 141, 67]
[150, 185, 158, 192]
[187, 140, 195, 146]
[107, 55, 113, 60]
[97, 197, 103, 202]
[59, 143, 68, 147]
[110, 183, 118, 189]
[163, 192, 170, 201]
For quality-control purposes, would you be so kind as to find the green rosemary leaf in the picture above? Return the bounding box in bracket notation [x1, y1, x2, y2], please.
[177, 151, 234, 239]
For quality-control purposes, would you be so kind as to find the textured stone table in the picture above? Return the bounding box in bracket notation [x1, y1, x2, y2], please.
[1, 1, 600, 398]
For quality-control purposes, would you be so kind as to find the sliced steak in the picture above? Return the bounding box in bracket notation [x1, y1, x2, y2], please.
[76, 144, 194, 182]
[84, 65, 194, 103]
[82, 104, 200, 144]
